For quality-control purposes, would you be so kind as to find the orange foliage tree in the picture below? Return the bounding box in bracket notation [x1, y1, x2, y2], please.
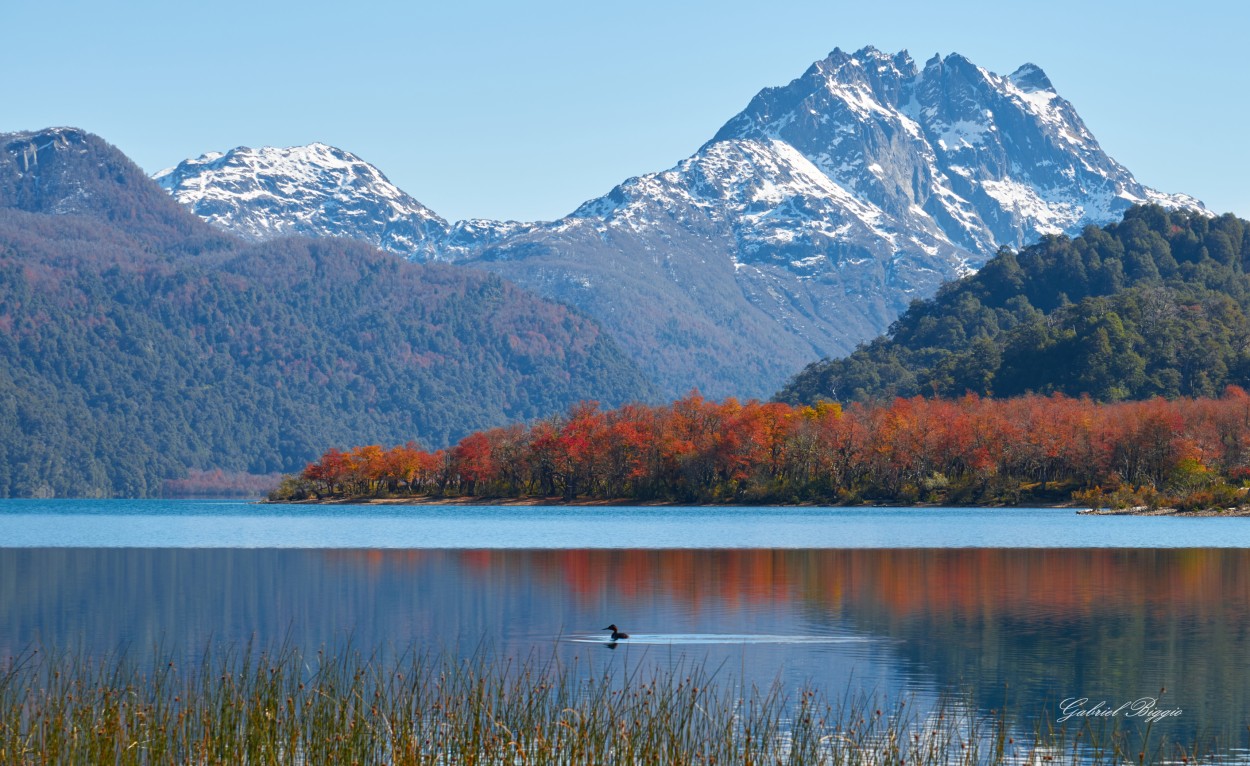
[289, 390, 1250, 507]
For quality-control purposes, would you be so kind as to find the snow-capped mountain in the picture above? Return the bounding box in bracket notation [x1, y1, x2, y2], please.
[154, 143, 455, 259]
[711, 48, 1199, 253]
[156, 47, 1204, 399]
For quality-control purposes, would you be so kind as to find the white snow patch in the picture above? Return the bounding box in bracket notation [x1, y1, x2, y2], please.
[936, 118, 992, 150]
[790, 255, 828, 269]
[980, 177, 1075, 236]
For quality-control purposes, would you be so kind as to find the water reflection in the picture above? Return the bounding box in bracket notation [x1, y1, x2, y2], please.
[1, 548, 1247, 752]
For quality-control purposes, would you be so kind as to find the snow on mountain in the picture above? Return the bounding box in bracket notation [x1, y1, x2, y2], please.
[154, 47, 1205, 399]
[154, 143, 453, 259]
[712, 47, 1203, 255]
[570, 136, 961, 285]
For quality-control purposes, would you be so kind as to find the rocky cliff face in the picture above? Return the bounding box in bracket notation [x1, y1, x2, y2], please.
[157, 47, 1204, 399]
[710, 49, 1200, 255]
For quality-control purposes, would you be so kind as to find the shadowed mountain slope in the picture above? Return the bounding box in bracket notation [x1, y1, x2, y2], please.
[0, 128, 652, 497]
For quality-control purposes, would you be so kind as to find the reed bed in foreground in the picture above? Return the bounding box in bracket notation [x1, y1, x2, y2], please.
[0, 644, 1220, 765]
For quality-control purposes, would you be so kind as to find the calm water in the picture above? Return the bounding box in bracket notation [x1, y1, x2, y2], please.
[2, 501, 1249, 758]
[3, 498, 1250, 547]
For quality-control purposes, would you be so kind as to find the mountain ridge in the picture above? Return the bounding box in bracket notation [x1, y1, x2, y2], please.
[0, 127, 653, 497]
[155, 47, 1206, 399]
[153, 142, 455, 260]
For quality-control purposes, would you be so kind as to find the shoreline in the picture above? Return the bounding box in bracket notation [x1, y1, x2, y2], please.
[265, 496, 1250, 516]
[265, 495, 1081, 509]
[1077, 505, 1250, 517]
[269, 495, 687, 507]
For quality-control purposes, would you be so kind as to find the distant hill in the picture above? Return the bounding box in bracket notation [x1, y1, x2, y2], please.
[157, 47, 1203, 399]
[777, 206, 1250, 404]
[0, 128, 653, 497]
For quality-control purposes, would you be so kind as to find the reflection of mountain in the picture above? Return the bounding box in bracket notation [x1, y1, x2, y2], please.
[2, 548, 1247, 748]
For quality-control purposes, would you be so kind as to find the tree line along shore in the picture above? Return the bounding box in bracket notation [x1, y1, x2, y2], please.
[269, 391, 1250, 512]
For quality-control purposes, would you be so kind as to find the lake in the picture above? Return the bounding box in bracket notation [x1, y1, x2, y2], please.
[5, 499, 1250, 547]
[2, 501, 1249, 760]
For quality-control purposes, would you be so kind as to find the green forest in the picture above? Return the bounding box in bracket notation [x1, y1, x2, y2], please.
[779, 206, 1250, 404]
[0, 129, 653, 497]
[7, 129, 1250, 502]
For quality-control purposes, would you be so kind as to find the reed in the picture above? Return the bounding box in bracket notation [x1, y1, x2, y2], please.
[0, 644, 1221, 765]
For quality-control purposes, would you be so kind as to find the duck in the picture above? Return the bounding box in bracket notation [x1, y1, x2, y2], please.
[603, 624, 629, 640]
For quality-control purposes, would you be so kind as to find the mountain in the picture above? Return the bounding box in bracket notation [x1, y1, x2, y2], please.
[709, 50, 1199, 251]
[153, 144, 530, 261]
[157, 47, 1204, 399]
[153, 143, 452, 260]
[776, 205, 1250, 404]
[0, 128, 653, 497]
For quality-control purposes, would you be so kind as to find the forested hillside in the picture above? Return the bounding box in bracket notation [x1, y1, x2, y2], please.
[778, 206, 1250, 404]
[0, 129, 653, 497]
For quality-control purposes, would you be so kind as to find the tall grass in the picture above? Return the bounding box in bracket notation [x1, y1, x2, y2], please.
[0, 643, 1224, 765]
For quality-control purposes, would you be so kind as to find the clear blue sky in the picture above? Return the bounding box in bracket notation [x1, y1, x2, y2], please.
[5, 0, 1246, 222]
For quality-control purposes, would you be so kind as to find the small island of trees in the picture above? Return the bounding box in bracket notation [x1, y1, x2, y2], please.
[271, 390, 1250, 511]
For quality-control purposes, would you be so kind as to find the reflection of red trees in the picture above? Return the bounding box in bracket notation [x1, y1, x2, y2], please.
[324, 549, 1250, 623]
[299, 391, 1250, 503]
[161, 468, 283, 497]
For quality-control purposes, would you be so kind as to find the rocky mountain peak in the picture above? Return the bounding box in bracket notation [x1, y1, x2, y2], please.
[711, 48, 1202, 251]
[151, 48, 1206, 400]
[155, 142, 451, 259]
[2, 127, 202, 239]
[1008, 63, 1055, 93]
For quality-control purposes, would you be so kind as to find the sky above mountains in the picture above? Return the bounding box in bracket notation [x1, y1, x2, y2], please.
[6, 0, 1247, 223]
